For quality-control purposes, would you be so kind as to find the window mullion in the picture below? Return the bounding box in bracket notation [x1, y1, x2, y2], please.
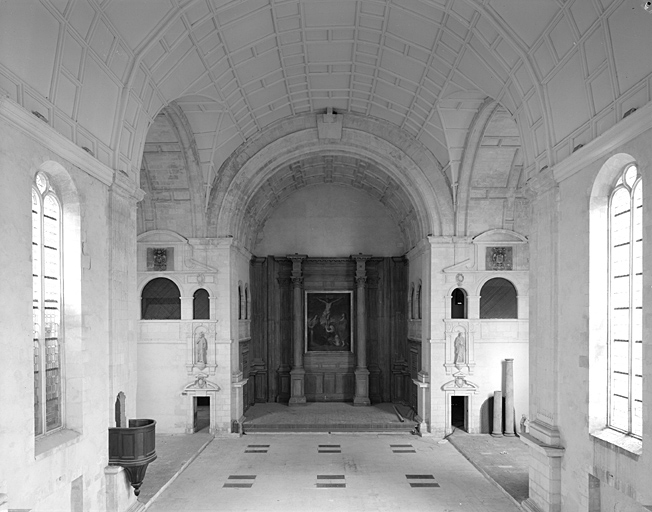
[628, 192, 634, 434]
[39, 200, 47, 435]
[607, 195, 612, 427]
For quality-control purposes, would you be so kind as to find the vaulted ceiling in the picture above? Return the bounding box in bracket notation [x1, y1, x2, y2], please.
[2, 0, 651, 241]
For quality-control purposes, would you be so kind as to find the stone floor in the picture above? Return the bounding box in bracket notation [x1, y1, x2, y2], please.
[137, 433, 213, 504]
[447, 429, 530, 504]
[142, 431, 526, 512]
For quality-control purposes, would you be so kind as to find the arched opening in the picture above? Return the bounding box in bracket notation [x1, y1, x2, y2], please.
[193, 289, 210, 320]
[451, 288, 467, 319]
[141, 278, 181, 320]
[480, 278, 517, 319]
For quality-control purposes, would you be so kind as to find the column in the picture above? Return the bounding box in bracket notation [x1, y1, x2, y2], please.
[504, 358, 516, 436]
[353, 255, 371, 406]
[492, 390, 503, 437]
[288, 254, 307, 406]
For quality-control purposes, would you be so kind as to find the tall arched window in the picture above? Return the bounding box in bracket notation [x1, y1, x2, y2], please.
[244, 284, 249, 320]
[193, 288, 210, 320]
[141, 278, 181, 319]
[480, 278, 517, 319]
[417, 282, 422, 319]
[238, 283, 243, 320]
[608, 164, 642, 437]
[409, 283, 415, 319]
[32, 172, 62, 436]
[451, 288, 467, 319]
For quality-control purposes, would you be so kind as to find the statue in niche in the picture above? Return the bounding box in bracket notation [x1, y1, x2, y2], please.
[195, 332, 208, 365]
[454, 332, 466, 366]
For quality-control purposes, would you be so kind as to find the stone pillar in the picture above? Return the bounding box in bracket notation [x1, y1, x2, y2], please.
[180, 296, 193, 320]
[492, 390, 503, 437]
[109, 172, 145, 420]
[353, 255, 371, 406]
[504, 358, 516, 436]
[523, 169, 564, 512]
[288, 254, 307, 406]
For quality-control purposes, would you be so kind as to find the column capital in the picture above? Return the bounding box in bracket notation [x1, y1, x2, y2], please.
[352, 253, 372, 281]
[291, 276, 303, 287]
[355, 276, 367, 287]
[287, 253, 307, 282]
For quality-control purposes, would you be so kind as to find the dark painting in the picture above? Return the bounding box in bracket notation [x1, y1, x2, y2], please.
[305, 292, 352, 352]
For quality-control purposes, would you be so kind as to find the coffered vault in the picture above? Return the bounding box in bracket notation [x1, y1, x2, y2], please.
[3, 0, 649, 240]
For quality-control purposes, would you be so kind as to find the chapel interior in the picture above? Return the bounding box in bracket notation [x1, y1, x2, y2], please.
[1, 0, 651, 511]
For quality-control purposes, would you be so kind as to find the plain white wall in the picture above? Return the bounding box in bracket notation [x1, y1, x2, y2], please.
[254, 183, 405, 257]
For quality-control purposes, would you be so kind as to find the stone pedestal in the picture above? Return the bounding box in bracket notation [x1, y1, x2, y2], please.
[354, 368, 371, 406]
[413, 371, 430, 433]
[289, 368, 306, 406]
[504, 358, 516, 436]
[492, 390, 503, 437]
[105, 466, 142, 512]
[520, 429, 565, 512]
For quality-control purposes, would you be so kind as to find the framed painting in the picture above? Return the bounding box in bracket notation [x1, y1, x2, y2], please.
[305, 291, 353, 352]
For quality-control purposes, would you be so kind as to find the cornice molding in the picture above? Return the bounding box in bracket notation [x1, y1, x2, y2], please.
[0, 96, 115, 186]
[553, 101, 652, 183]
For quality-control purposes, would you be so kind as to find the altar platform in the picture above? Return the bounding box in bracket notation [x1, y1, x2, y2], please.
[241, 402, 418, 434]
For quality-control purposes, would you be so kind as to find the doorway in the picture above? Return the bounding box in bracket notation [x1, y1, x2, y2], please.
[194, 396, 210, 433]
[451, 395, 467, 431]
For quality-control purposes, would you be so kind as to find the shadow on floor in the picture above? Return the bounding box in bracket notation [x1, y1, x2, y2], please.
[447, 429, 529, 505]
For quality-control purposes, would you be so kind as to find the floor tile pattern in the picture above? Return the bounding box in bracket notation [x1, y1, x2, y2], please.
[146, 434, 524, 512]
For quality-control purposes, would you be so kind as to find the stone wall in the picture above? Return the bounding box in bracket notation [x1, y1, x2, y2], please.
[525, 104, 652, 511]
[0, 97, 140, 512]
[254, 184, 406, 257]
[136, 232, 234, 434]
[425, 232, 529, 437]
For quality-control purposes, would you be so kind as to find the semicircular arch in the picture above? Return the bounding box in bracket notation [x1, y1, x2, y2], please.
[208, 113, 455, 251]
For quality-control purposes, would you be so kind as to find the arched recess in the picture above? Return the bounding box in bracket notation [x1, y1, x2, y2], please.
[456, 101, 524, 237]
[138, 101, 206, 237]
[207, 113, 455, 252]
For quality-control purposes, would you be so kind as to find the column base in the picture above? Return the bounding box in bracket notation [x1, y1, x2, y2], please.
[289, 368, 306, 406]
[491, 433, 504, 437]
[504, 432, 517, 437]
[354, 368, 370, 406]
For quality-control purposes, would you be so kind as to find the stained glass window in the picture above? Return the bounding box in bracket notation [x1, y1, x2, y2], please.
[32, 172, 62, 436]
[609, 164, 642, 437]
